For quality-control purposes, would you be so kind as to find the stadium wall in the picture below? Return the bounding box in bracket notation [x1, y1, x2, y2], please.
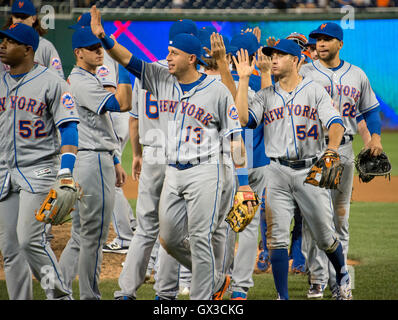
[0, 13, 396, 129]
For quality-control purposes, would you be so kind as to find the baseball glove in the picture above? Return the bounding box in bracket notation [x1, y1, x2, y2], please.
[225, 191, 260, 233]
[355, 148, 391, 183]
[304, 149, 344, 189]
[35, 171, 82, 225]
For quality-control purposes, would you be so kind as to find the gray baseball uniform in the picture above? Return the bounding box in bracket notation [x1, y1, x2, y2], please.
[300, 59, 379, 289]
[0, 64, 78, 300]
[139, 61, 241, 300]
[226, 73, 268, 296]
[99, 51, 137, 249]
[115, 62, 168, 299]
[66, 66, 121, 300]
[248, 77, 341, 253]
[35, 37, 65, 79]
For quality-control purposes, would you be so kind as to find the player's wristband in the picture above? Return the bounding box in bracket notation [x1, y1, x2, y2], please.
[236, 167, 249, 186]
[113, 155, 120, 165]
[100, 35, 115, 50]
[118, 64, 131, 84]
[60, 153, 76, 174]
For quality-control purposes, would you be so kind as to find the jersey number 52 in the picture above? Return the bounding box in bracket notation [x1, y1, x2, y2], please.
[19, 120, 47, 138]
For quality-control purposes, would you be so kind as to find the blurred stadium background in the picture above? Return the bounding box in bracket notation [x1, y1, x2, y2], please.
[0, 0, 397, 129]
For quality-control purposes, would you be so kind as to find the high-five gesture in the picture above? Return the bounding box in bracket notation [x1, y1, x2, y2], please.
[232, 48, 256, 80]
[255, 47, 271, 74]
[209, 32, 227, 61]
[90, 5, 105, 39]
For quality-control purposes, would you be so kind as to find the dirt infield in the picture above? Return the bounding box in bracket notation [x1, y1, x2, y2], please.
[0, 176, 396, 284]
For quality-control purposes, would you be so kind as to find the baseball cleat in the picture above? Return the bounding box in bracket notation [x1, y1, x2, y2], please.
[338, 272, 353, 300]
[231, 291, 247, 300]
[307, 284, 326, 299]
[103, 240, 129, 254]
[212, 275, 231, 300]
[257, 250, 271, 272]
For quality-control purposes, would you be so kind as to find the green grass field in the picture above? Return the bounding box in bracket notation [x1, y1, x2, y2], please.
[0, 131, 397, 300]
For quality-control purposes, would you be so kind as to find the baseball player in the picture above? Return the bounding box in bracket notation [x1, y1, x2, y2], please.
[220, 31, 270, 300]
[0, 23, 78, 300]
[1, 0, 65, 78]
[113, 19, 200, 300]
[299, 22, 382, 299]
[65, 26, 132, 300]
[233, 39, 352, 300]
[89, 5, 257, 300]
[67, 11, 137, 254]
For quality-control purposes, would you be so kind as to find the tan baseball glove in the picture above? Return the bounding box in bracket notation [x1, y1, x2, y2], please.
[304, 149, 344, 189]
[35, 171, 82, 225]
[225, 191, 260, 233]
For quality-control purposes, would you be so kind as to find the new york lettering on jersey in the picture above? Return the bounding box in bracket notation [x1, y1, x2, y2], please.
[300, 60, 379, 135]
[249, 78, 341, 160]
[0, 65, 78, 167]
[140, 62, 241, 164]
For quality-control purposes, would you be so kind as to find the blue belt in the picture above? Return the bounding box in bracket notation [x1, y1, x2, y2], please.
[325, 135, 353, 146]
[169, 162, 198, 170]
[270, 156, 318, 170]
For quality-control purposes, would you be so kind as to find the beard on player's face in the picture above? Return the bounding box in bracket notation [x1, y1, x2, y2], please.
[316, 38, 341, 62]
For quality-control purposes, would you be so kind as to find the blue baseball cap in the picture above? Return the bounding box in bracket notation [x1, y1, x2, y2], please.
[202, 26, 218, 35]
[230, 32, 259, 56]
[69, 12, 91, 29]
[0, 23, 39, 51]
[11, 0, 36, 16]
[262, 39, 302, 60]
[72, 27, 101, 50]
[169, 19, 198, 41]
[309, 22, 343, 41]
[306, 36, 317, 46]
[197, 29, 211, 58]
[169, 33, 207, 66]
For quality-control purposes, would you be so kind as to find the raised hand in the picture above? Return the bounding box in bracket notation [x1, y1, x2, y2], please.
[255, 47, 271, 74]
[266, 36, 277, 47]
[210, 32, 227, 61]
[90, 5, 105, 39]
[232, 48, 255, 79]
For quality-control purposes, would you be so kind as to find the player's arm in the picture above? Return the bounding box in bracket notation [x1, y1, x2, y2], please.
[90, 6, 134, 69]
[232, 49, 256, 126]
[58, 121, 79, 175]
[326, 122, 345, 152]
[255, 48, 272, 89]
[209, 33, 237, 99]
[129, 116, 142, 181]
[230, 134, 256, 212]
[103, 64, 132, 112]
[356, 116, 371, 149]
[362, 107, 383, 156]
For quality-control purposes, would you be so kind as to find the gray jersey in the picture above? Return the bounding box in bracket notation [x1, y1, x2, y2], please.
[0, 64, 79, 168]
[67, 66, 118, 152]
[140, 63, 241, 164]
[96, 51, 119, 88]
[130, 63, 169, 150]
[249, 77, 342, 160]
[300, 60, 379, 136]
[129, 60, 169, 148]
[35, 37, 65, 79]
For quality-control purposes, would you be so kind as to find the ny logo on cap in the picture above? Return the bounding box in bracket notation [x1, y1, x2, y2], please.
[274, 39, 280, 46]
[9, 24, 18, 30]
[18, 1, 24, 8]
[320, 23, 327, 29]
